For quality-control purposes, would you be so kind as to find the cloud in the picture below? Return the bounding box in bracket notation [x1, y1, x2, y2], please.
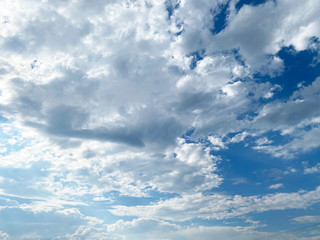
[0, 197, 19, 210]
[268, 183, 284, 189]
[67, 226, 111, 240]
[1, 0, 318, 159]
[0, 205, 92, 239]
[251, 77, 320, 158]
[51, 138, 222, 197]
[0, 0, 261, 151]
[255, 137, 273, 146]
[0, 231, 9, 240]
[104, 217, 320, 240]
[208, 135, 227, 150]
[110, 186, 320, 221]
[105, 218, 265, 240]
[72, 218, 268, 240]
[0, 132, 222, 199]
[1, 0, 320, 239]
[304, 163, 320, 174]
[252, 126, 320, 158]
[253, 77, 320, 132]
[228, 131, 249, 143]
[292, 216, 320, 224]
[232, 177, 248, 185]
[207, 0, 320, 73]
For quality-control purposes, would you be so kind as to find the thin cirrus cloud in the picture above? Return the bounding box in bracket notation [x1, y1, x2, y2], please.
[0, 0, 320, 239]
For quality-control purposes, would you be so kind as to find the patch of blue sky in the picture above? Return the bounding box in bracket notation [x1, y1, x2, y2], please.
[78, 191, 180, 224]
[0, 207, 85, 239]
[0, 114, 9, 123]
[30, 59, 38, 69]
[165, 0, 180, 19]
[230, 48, 248, 71]
[0, 165, 51, 198]
[180, 128, 216, 147]
[210, 2, 230, 35]
[173, 200, 320, 237]
[236, 110, 259, 121]
[0, 127, 26, 156]
[235, 0, 276, 12]
[254, 42, 320, 100]
[105, 190, 179, 207]
[0, 194, 33, 206]
[75, 201, 123, 224]
[173, 28, 184, 36]
[187, 49, 205, 70]
[0, 167, 48, 182]
[211, 144, 319, 224]
[217, 145, 290, 192]
[180, 128, 196, 144]
[180, 121, 319, 198]
[302, 148, 320, 170]
[253, 130, 294, 146]
[248, 203, 320, 233]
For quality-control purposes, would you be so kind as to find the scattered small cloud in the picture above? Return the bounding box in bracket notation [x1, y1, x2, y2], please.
[268, 183, 284, 190]
[292, 215, 320, 224]
[304, 163, 320, 174]
[232, 177, 248, 185]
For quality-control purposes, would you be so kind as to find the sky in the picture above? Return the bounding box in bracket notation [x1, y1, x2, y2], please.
[0, 0, 320, 239]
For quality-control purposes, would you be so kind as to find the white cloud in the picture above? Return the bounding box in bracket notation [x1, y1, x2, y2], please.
[304, 163, 320, 174]
[105, 218, 263, 240]
[1, 0, 318, 161]
[0, 0, 256, 151]
[110, 186, 320, 221]
[268, 183, 284, 189]
[0, 134, 222, 199]
[253, 126, 320, 159]
[54, 138, 222, 196]
[251, 77, 320, 158]
[207, 0, 320, 73]
[0, 204, 95, 239]
[104, 217, 320, 240]
[0, 231, 9, 240]
[292, 215, 320, 224]
[254, 77, 320, 132]
[0, 147, 7, 153]
[12, 199, 87, 215]
[255, 137, 273, 146]
[67, 226, 110, 240]
[232, 177, 247, 185]
[228, 131, 249, 143]
[208, 135, 227, 150]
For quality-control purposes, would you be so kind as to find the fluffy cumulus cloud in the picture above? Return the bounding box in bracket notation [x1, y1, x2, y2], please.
[1, 0, 320, 239]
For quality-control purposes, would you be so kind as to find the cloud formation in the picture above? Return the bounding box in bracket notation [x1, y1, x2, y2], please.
[1, 0, 320, 239]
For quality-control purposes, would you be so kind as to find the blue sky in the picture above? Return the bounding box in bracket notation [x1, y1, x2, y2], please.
[0, 0, 320, 239]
